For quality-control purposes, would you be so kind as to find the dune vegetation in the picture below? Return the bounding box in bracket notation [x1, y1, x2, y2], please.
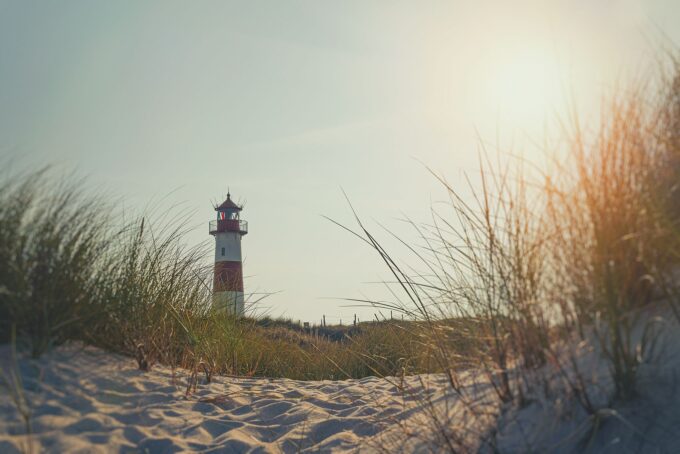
[343, 56, 680, 450]
[0, 174, 476, 381]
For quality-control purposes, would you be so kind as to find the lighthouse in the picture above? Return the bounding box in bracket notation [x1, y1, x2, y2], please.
[209, 192, 247, 315]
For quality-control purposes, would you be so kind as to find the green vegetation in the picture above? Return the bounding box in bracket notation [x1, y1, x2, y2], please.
[0, 174, 474, 379]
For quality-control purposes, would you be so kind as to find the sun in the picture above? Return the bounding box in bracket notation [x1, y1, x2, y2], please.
[422, 44, 564, 136]
[482, 49, 561, 128]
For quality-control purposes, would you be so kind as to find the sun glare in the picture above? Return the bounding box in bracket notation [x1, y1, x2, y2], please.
[482, 49, 561, 128]
[423, 43, 564, 139]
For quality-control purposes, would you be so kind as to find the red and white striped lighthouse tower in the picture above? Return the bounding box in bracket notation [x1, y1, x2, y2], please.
[209, 192, 248, 315]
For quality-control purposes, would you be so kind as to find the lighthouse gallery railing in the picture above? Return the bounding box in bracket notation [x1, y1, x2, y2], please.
[209, 219, 248, 235]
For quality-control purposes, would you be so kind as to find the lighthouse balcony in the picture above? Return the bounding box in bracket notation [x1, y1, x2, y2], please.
[209, 219, 248, 235]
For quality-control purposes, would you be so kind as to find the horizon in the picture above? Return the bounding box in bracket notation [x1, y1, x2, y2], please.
[2, 0, 679, 323]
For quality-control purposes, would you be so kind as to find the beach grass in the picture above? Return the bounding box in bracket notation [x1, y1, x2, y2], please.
[337, 55, 680, 450]
[0, 174, 466, 380]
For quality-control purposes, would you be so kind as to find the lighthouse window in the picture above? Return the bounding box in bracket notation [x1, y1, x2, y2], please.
[221, 247, 225, 256]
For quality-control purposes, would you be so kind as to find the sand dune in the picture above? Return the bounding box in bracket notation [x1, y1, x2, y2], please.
[0, 344, 469, 453]
[4, 321, 680, 453]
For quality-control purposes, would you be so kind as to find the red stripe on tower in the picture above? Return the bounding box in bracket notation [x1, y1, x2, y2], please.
[213, 261, 244, 292]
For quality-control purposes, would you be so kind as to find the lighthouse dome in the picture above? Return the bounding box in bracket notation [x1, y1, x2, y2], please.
[210, 192, 247, 236]
[215, 193, 242, 211]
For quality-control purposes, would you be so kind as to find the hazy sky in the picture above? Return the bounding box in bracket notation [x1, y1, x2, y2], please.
[2, 1, 679, 323]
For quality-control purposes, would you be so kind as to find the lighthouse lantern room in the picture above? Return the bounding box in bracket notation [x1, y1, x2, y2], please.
[209, 192, 247, 315]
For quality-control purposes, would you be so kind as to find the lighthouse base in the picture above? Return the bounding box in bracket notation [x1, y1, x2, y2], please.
[213, 291, 245, 316]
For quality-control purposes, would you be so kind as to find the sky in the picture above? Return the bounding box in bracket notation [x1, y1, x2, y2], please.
[1, 0, 679, 323]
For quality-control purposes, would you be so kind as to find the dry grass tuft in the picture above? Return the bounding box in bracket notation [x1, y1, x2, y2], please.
[336, 55, 680, 450]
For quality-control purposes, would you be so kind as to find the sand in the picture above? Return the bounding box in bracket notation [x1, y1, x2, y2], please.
[5, 311, 679, 453]
[0, 344, 468, 453]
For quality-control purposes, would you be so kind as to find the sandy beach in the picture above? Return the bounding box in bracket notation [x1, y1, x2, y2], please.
[4, 323, 680, 453]
[0, 344, 471, 453]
